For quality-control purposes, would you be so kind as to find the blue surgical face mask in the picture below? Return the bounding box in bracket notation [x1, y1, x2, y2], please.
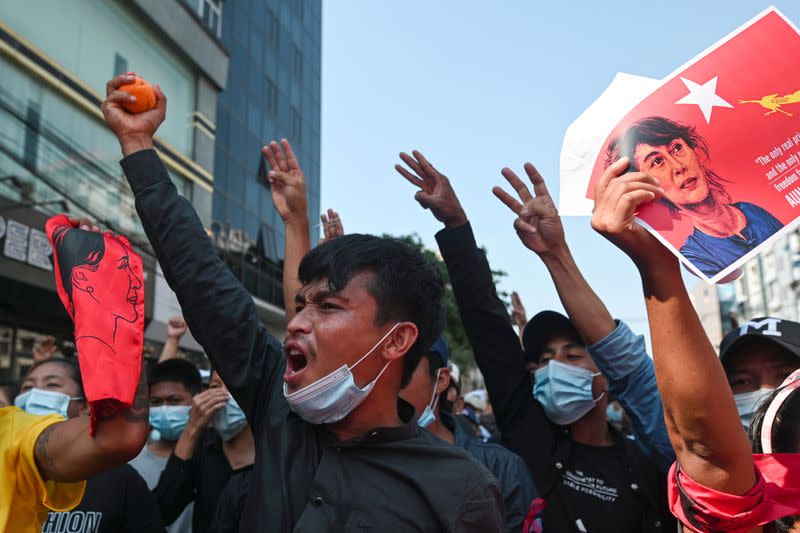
[533, 360, 605, 426]
[213, 396, 248, 441]
[283, 323, 400, 424]
[15, 388, 81, 419]
[734, 388, 774, 429]
[606, 404, 624, 424]
[417, 369, 442, 428]
[149, 405, 191, 441]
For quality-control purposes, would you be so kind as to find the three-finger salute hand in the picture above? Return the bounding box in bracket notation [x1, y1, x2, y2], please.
[263, 139, 307, 224]
[492, 163, 565, 257]
[101, 73, 166, 156]
[394, 150, 468, 229]
[319, 208, 344, 244]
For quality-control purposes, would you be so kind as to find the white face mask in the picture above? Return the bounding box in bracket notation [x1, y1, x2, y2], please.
[533, 360, 605, 426]
[734, 388, 774, 429]
[417, 369, 442, 429]
[283, 323, 400, 424]
[15, 388, 82, 419]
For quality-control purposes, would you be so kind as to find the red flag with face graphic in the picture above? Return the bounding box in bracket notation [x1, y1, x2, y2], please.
[585, 8, 800, 283]
[46, 215, 144, 433]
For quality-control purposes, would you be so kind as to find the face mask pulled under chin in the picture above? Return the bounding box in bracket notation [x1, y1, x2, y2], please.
[734, 388, 775, 429]
[15, 388, 81, 419]
[533, 359, 605, 426]
[283, 323, 400, 425]
[417, 368, 443, 429]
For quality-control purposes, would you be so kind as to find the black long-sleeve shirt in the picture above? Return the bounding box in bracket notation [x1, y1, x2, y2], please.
[120, 150, 504, 533]
[152, 429, 232, 533]
[435, 222, 674, 533]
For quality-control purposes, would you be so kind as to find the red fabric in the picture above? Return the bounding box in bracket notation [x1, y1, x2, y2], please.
[668, 454, 800, 532]
[522, 498, 545, 533]
[46, 215, 144, 433]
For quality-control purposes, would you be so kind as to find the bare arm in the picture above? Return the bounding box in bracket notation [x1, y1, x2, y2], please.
[263, 140, 309, 322]
[158, 316, 187, 363]
[34, 364, 149, 483]
[492, 163, 615, 344]
[591, 157, 755, 494]
[509, 292, 527, 341]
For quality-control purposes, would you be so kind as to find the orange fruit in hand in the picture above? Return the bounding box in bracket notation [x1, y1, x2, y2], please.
[118, 77, 156, 113]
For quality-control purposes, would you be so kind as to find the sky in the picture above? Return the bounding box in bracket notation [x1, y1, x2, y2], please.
[319, 1, 800, 344]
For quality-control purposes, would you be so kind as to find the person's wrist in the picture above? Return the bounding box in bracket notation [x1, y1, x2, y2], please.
[283, 211, 310, 228]
[539, 243, 572, 267]
[183, 421, 204, 438]
[119, 134, 154, 157]
[443, 210, 468, 229]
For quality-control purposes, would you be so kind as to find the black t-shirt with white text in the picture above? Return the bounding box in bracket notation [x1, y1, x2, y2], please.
[543, 441, 642, 533]
[40, 464, 164, 533]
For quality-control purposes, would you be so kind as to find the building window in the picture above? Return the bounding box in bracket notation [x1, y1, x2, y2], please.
[188, 0, 223, 38]
[265, 77, 278, 116]
[288, 1, 305, 21]
[291, 107, 302, 146]
[292, 44, 303, 81]
[23, 102, 40, 171]
[267, 9, 280, 50]
[113, 53, 128, 77]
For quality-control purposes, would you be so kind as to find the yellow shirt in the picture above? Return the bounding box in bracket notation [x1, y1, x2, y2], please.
[0, 407, 86, 533]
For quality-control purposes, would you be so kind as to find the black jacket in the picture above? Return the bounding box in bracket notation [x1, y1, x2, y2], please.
[442, 412, 538, 533]
[120, 150, 504, 533]
[435, 222, 675, 533]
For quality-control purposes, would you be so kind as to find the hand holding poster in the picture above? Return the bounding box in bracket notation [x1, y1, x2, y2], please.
[584, 7, 800, 283]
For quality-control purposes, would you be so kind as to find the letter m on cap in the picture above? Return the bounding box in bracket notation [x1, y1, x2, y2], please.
[740, 318, 782, 337]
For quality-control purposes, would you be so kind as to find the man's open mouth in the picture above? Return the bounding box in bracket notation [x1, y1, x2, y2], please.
[283, 341, 309, 384]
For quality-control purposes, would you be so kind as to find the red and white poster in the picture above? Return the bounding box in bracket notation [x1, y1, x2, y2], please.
[584, 7, 800, 283]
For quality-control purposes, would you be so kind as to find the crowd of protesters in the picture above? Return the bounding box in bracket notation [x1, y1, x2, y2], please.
[0, 71, 798, 533]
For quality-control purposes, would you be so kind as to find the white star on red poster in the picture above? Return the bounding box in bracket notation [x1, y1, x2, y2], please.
[675, 76, 733, 123]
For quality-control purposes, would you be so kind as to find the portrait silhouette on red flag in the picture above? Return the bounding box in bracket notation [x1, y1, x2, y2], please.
[586, 8, 800, 283]
[46, 214, 144, 432]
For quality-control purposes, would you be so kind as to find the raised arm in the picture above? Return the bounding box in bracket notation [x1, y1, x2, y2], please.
[492, 163, 674, 467]
[34, 363, 149, 482]
[591, 158, 755, 494]
[263, 140, 310, 322]
[158, 316, 187, 363]
[101, 73, 278, 419]
[394, 151, 540, 434]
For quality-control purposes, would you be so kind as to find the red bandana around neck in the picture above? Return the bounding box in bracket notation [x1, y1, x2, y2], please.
[46, 215, 144, 433]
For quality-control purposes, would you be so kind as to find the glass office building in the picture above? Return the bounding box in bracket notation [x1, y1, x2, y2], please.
[0, 0, 228, 379]
[212, 0, 322, 311]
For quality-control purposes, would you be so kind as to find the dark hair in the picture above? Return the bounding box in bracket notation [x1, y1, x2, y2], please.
[298, 234, 445, 387]
[51, 225, 105, 315]
[604, 116, 732, 213]
[0, 381, 20, 405]
[423, 351, 446, 381]
[748, 385, 800, 532]
[422, 351, 452, 415]
[149, 359, 202, 395]
[23, 358, 85, 398]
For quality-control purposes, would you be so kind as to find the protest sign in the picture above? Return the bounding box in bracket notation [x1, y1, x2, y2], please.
[559, 72, 660, 216]
[584, 7, 800, 283]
